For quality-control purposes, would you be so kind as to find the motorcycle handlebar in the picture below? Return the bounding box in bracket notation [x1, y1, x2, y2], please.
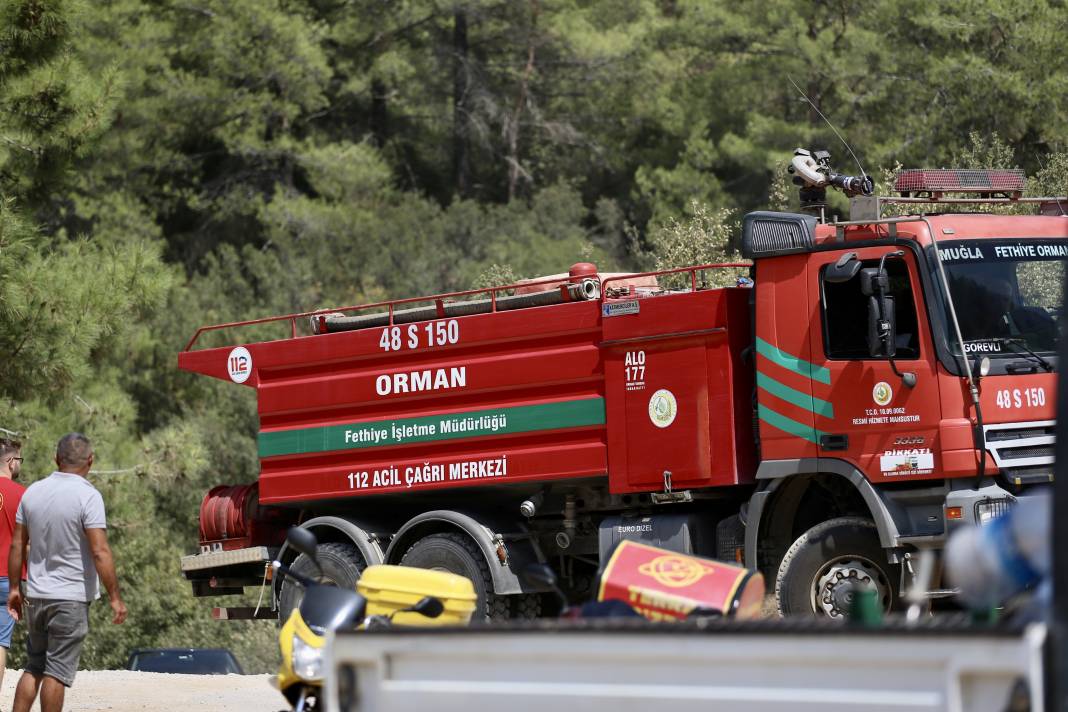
[272, 560, 319, 590]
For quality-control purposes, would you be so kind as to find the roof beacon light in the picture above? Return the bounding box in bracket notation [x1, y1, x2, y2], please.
[895, 169, 1026, 199]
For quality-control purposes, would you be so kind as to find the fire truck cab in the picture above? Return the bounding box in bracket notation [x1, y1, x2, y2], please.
[743, 200, 1062, 614]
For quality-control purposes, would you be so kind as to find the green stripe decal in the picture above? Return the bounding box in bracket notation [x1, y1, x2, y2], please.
[755, 337, 831, 385]
[756, 372, 834, 419]
[258, 397, 606, 457]
[758, 405, 825, 445]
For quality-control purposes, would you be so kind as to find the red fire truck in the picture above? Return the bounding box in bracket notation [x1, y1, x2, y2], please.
[178, 163, 1066, 621]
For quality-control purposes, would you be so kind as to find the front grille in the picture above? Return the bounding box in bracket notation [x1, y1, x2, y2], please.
[986, 426, 1054, 442]
[999, 445, 1056, 461]
[984, 420, 1056, 471]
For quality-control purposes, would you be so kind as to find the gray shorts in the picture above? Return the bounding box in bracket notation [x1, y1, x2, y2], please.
[24, 598, 90, 687]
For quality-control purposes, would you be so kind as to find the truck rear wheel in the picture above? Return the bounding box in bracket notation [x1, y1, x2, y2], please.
[512, 593, 542, 619]
[775, 517, 900, 619]
[399, 532, 509, 621]
[278, 542, 365, 624]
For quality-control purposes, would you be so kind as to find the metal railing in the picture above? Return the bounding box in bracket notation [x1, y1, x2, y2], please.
[183, 262, 752, 351]
[600, 262, 751, 295]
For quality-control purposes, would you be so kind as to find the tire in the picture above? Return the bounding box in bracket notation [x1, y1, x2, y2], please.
[775, 516, 900, 619]
[399, 532, 509, 621]
[278, 542, 365, 624]
[715, 513, 745, 562]
[511, 593, 542, 619]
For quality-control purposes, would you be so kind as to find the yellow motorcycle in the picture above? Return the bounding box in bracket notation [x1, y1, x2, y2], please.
[271, 527, 476, 711]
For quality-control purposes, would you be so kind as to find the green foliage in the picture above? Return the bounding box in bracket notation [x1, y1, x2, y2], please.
[1033, 150, 1068, 199]
[0, 0, 120, 204]
[472, 263, 521, 290]
[952, 132, 1018, 171]
[642, 202, 747, 289]
[1, 0, 1067, 675]
[646, 202, 737, 271]
[0, 0, 170, 405]
[0, 233, 171, 401]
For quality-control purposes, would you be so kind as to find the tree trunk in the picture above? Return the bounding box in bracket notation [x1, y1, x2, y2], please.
[453, 8, 470, 198]
[371, 78, 388, 147]
[505, 0, 539, 201]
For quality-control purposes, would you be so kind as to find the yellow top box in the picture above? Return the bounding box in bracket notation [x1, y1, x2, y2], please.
[358, 564, 477, 626]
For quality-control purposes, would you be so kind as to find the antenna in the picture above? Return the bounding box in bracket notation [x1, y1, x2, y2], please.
[787, 76, 868, 180]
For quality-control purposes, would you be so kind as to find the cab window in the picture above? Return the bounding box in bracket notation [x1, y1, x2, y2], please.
[821, 258, 920, 360]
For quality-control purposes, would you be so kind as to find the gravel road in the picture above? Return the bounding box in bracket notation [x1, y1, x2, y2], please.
[0, 669, 280, 711]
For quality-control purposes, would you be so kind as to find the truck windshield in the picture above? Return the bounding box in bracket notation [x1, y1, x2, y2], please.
[936, 239, 1065, 364]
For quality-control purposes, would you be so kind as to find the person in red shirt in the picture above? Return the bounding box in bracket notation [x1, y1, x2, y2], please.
[0, 438, 26, 690]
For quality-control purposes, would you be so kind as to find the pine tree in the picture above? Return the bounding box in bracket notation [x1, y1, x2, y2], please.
[0, 0, 169, 403]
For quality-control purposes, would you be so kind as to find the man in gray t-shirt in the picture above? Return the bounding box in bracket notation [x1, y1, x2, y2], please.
[6, 433, 126, 712]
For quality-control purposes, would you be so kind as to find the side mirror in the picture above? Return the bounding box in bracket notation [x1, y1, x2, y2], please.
[823, 252, 862, 284]
[859, 264, 897, 359]
[867, 294, 897, 358]
[285, 526, 319, 561]
[409, 596, 444, 619]
[858, 267, 888, 297]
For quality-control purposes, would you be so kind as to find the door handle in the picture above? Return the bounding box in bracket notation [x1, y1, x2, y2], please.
[820, 434, 849, 451]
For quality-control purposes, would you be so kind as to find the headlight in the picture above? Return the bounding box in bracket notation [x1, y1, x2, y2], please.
[976, 498, 1014, 526]
[292, 634, 324, 681]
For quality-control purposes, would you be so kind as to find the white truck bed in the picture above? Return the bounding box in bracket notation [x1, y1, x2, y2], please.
[325, 618, 1045, 712]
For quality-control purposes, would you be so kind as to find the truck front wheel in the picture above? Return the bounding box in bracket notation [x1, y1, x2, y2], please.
[399, 532, 509, 621]
[278, 542, 365, 624]
[775, 517, 900, 619]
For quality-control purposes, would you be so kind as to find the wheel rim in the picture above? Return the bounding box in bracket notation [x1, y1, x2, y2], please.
[811, 555, 891, 618]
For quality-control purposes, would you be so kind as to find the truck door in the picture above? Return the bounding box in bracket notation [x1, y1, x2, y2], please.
[753, 255, 821, 461]
[808, 247, 943, 483]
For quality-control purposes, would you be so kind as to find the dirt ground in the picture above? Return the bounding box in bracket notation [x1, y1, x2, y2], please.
[0, 669, 280, 711]
[0, 598, 780, 710]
